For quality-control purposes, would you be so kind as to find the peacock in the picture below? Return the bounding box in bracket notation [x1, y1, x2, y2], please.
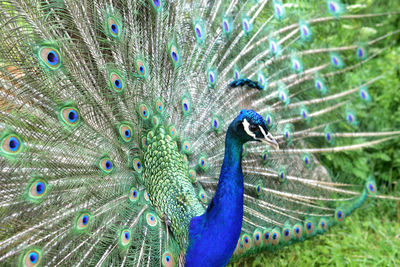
[0, 0, 399, 266]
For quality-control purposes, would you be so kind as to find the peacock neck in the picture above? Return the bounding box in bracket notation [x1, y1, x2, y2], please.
[213, 130, 244, 208]
[185, 127, 245, 266]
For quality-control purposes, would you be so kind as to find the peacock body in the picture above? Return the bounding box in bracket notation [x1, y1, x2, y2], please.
[0, 0, 399, 266]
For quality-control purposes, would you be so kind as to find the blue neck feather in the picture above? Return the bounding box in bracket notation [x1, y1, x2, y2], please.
[186, 128, 244, 267]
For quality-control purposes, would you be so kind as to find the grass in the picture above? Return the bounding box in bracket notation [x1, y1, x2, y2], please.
[229, 199, 400, 266]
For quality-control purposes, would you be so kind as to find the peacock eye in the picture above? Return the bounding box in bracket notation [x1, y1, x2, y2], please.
[249, 124, 258, 132]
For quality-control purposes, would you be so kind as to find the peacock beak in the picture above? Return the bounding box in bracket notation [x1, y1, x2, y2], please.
[260, 132, 279, 150]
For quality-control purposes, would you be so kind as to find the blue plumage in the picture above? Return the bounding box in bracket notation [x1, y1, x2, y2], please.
[186, 110, 275, 266]
[229, 78, 264, 90]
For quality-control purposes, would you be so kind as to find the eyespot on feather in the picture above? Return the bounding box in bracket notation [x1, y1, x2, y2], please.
[149, 0, 163, 12]
[242, 17, 252, 34]
[193, 20, 205, 43]
[162, 251, 174, 267]
[132, 158, 143, 173]
[335, 208, 345, 222]
[269, 38, 280, 55]
[1, 133, 23, 156]
[21, 248, 42, 267]
[199, 190, 208, 204]
[255, 181, 263, 196]
[109, 72, 124, 92]
[207, 69, 218, 88]
[168, 42, 181, 66]
[139, 104, 150, 120]
[271, 228, 280, 246]
[327, 0, 345, 17]
[119, 124, 133, 142]
[120, 229, 132, 248]
[155, 99, 165, 114]
[129, 187, 139, 203]
[143, 190, 150, 202]
[366, 177, 377, 195]
[278, 167, 287, 183]
[151, 116, 160, 127]
[99, 157, 113, 174]
[181, 140, 192, 154]
[222, 17, 233, 36]
[274, 0, 286, 20]
[136, 59, 149, 78]
[60, 107, 81, 127]
[299, 21, 312, 41]
[168, 125, 177, 138]
[318, 218, 329, 232]
[146, 212, 158, 227]
[198, 154, 208, 171]
[304, 219, 315, 235]
[242, 234, 252, 250]
[75, 212, 91, 231]
[105, 15, 122, 39]
[27, 178, 48, 202]
[293, 223, 303, 239]
[253, 229, 262, 246]
[188, 169, 197, 182]
[282, 225, 292, 242]
[181, 96, 191, 115]
[39, 47, 61, 70]
[263, 228, 272, 246]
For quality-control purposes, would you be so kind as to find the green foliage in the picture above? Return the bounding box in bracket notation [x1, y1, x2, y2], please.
[231, 1, 400, 265]
[231, 200, 400, 266]
[320, 45, 400, 189]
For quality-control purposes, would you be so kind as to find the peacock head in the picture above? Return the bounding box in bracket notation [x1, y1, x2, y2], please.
[230, 109, 279, 149]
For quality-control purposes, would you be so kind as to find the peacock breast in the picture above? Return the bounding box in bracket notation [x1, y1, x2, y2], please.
[143, 127, 204, 247]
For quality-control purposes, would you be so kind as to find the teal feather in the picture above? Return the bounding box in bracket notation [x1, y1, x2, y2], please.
[0, 0, 399, 266]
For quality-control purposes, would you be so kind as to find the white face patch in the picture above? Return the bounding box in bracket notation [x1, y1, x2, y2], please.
[259, 125, 268, 139]
[242, 119, 256, 139]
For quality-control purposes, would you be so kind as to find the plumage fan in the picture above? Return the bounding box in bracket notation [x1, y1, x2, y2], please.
[0, 0, 399, 266]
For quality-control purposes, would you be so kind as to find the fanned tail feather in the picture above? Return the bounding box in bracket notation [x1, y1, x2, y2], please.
[0, 0, 399, 266]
